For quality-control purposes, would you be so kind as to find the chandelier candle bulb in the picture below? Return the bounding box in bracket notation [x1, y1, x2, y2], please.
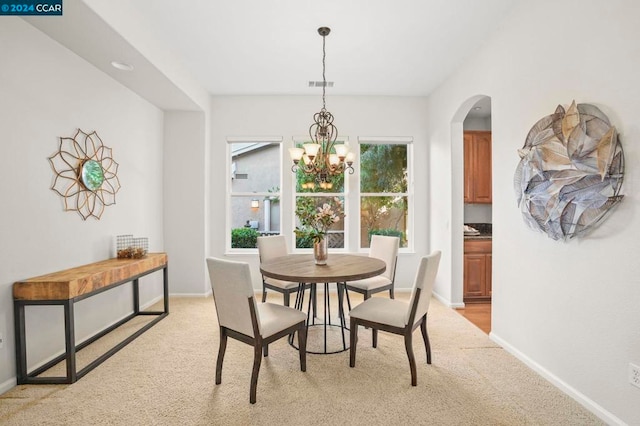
[346, 152, 355, 163]
[303, 143, 320, 158]
[334, 144, 348, 158]
[289, 147, 304, 162]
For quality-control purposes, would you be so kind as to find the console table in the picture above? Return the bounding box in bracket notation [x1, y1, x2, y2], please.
[13, 253, 169, 384]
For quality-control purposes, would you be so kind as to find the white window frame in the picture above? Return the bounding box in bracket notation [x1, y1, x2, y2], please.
[226, 136, 283, 253]
[357, 136, 414, 253]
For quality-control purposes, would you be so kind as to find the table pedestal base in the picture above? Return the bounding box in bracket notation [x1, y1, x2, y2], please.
[289, 282, 349, 354]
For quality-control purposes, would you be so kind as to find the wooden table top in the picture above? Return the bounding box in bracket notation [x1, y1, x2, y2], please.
[13, 253, 168, 301]
[260, 254, 385, 283]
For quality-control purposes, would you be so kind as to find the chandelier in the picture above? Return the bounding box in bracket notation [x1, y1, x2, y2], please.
[289, 27, 354, 188]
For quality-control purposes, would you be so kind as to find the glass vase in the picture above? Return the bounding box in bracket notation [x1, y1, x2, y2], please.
[314, 238, 328, 265]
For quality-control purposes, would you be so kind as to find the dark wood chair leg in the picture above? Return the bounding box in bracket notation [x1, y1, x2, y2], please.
[349, 317, 358, 367]
[283, 292, 290, 307]
[420, 316, 431, 364]
[345, 286, 352, 311]
[298, 323, 307, 372]
[372, 328, 378, 348]
[216, 327, 228, 385]
[261, 282, 267, 303]
[404, 331, 417, 386]
[263, 344, 269, 357]
[250, 342, 262, 404]
[389, 287, 395, 299]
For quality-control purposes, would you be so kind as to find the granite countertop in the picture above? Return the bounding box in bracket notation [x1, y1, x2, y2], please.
[464, 234, 492, 240]
[464, 223, 492, 240]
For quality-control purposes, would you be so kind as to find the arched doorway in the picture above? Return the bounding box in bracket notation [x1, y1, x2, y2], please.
[450, 95, 492, 332]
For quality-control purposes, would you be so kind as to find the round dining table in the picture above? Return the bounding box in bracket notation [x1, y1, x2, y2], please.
[260, 253, 386, 354]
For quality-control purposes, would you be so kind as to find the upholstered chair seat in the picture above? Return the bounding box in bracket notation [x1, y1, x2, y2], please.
[263, 277, 301, 291]
[344, 275, 392, 292]
[256, 302, 307, 338]
[348, 297, 408, 328]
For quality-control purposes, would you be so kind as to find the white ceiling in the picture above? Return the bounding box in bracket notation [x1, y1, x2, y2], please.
[123, 0, 514, 96]
[24, 0, 513, 110]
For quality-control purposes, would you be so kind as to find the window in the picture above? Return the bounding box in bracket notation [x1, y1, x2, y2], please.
[359, 138, 412, 249]
[228, 137, 282, 250]
[293, 138, 347, 249]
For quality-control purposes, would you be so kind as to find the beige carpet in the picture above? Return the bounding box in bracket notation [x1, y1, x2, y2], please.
[0, 293, 602, 425]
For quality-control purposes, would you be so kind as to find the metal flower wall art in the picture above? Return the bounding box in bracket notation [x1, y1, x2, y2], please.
[48, 129, 121, 220]
[514, 101, 624, 240]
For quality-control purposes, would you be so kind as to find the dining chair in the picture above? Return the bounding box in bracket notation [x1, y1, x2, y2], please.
[348, 250, 441, 386]
[344, 235, 399, 309]
[258, 235, 309, 306]
[206, 257, 307, 404]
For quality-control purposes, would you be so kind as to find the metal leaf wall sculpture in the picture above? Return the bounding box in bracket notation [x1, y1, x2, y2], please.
[48, 129, 121, 220]
[514, 101, 624, 240]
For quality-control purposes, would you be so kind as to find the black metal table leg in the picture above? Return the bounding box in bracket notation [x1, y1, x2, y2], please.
[14, 301, 27, 384]
[163, 265, 169, 314]
[133, 278, 140, 315]
[337, 283, 347, 350]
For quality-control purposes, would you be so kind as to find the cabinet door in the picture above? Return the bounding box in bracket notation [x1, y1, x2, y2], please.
[463, 133, 473, 203]
[486, 253, 492, 296]
[464, 254, 486, 297]
[473, 132, 492, 203]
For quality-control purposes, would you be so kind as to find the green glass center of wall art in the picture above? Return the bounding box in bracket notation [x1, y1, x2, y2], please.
[81, 159, 105, 191]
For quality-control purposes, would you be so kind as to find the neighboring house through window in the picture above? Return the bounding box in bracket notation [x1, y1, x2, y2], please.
[228, 137, 282, 250]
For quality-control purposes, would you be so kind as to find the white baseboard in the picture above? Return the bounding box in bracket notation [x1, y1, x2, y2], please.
[0, 377, 16, 395]
[168, 291, 212, 298]
[140, 294, 164, 310]
[490, 333, 624, 426]
[431, 291, 465, 308]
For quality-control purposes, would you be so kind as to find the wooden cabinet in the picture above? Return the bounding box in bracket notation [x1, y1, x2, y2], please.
[463, 239, 492, 302]
[464, 131, 492, 204]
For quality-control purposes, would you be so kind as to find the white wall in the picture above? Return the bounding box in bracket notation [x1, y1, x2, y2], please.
[0, 19, 165, 390]
[427, 0, 640, 423]
[208, 96, 432, 291]
[163, 111, 208, 296]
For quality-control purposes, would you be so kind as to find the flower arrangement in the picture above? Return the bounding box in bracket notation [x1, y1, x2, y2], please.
[294, 197, 345, 243]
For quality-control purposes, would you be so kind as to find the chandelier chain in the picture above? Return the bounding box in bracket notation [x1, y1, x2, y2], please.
[322, 32, 326, 111]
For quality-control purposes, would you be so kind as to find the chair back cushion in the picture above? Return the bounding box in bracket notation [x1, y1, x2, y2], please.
[206, 257, 258, 337]
[406, 251, 441, 325]
[369, 235, 400, 281]
[257, 235, 288, 263]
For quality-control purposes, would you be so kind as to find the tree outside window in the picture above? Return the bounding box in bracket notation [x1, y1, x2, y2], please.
[360, 143, 409, 248]
[293, 142, 346, 249]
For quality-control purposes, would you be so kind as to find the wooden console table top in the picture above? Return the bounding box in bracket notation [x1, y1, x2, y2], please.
[13, 253, 168, 301]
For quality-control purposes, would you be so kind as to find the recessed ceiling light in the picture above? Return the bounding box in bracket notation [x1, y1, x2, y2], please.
[473, 106, 482, 110]
[111, 61, 134, 71]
